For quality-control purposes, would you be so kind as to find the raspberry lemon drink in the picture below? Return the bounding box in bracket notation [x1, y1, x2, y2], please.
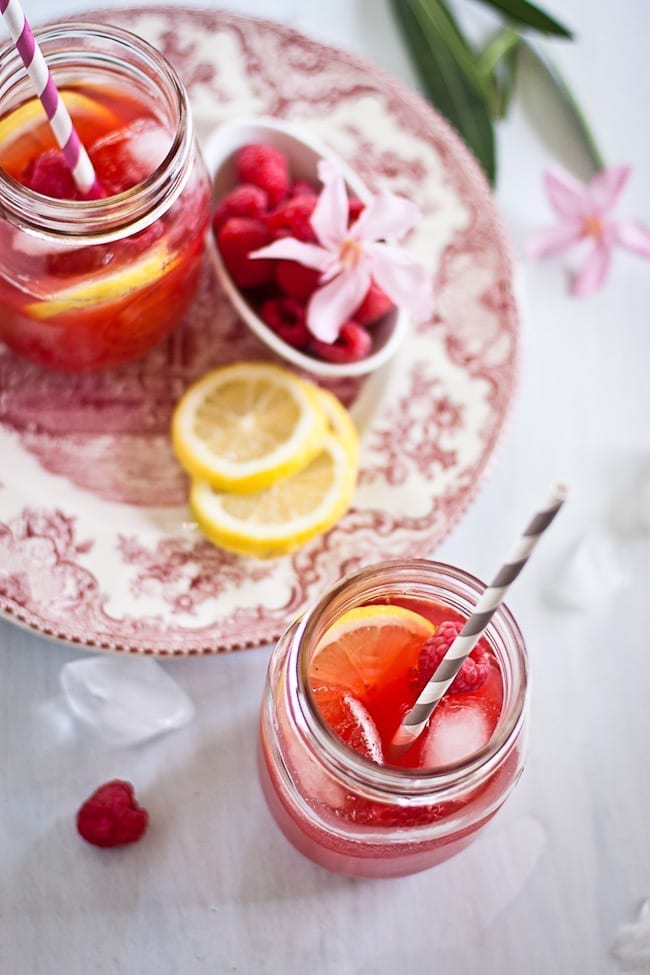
[259, 559, 528, 878]
[0, 24, 210, 371]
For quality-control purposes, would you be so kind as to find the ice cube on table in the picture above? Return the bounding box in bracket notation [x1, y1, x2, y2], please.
[60, 655, 194, 746]
[420, 699, 491, 769]
[612, 897, 650, 970]
[546, 527, 629, 611]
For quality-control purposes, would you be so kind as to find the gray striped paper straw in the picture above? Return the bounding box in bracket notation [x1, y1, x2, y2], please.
[0, 0, 102, 197]
[390, 484, 567, 757]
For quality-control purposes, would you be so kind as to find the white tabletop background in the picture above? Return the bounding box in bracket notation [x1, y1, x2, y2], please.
[1, 1, 649, 973]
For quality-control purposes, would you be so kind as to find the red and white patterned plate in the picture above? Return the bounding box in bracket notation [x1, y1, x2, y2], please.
[0, 7, 519, 654]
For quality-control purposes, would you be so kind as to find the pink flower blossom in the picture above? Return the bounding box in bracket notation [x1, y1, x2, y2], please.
[527, 166, 650, 296]
[251, 159, 434, 342]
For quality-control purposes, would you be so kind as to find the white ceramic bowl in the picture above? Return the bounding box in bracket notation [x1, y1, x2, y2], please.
[202, 116, 409, 379]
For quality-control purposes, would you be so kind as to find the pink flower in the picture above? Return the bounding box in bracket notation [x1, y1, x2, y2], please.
[251, 159, 434, 342]
[527, 166, 650, 297]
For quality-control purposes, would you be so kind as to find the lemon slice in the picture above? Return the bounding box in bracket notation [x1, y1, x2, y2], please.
[310, 605, 435, 697]
[188, 382, 360, 558]
[0, 90, 117, 151]
[172, 362, 329, 494]
[190, 432, 357, 559]
[25, 242, 178, 320]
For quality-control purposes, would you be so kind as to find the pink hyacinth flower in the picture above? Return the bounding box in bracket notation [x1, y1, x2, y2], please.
[527, 165, 650, 297]
[250, 159, 434, 342]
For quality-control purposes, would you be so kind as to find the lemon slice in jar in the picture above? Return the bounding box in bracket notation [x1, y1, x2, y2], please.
[187, 382, 360, 558]
[0, 90, 118, 153]
[172, 362, 330, 494]
[25, 242, 178, 319]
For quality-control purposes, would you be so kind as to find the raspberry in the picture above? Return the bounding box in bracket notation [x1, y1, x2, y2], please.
[417, 621, 490, 694]
[22, 149, 81, 200]
[348, 197, 365, 225]
[261, 296, 311, 349]
[290, 179, 318, 198]
[236, 143, 289, 207]
[216, 217, 274, 288]
[76, 780, 148, 848]
[311, 321, 372, 364]
[212, 184, 269, 234]
[275, 260, 321, 300]
[354, 280, 394, 325]
[267, 195, 318, 242]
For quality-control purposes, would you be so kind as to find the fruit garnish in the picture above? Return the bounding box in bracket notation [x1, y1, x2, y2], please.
[310, 605, 435, 699]
[211, 183, 269, 234]
[187, 384, 359, 558]
[416, 621, 490, 694]
[235, 143, 289, 206]
[76, 780, 148, 848]
[25, 241, 177, 319]
[311, 321, 372, 364]
[217, 217, 274, 288]
[171, 362, 328, 493]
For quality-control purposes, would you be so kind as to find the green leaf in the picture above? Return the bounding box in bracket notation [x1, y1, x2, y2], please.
[478, 27, 521, 120]
[474, 0, 573, 39]
[390, 0, 497, 184]
[521, 38, 605, 170]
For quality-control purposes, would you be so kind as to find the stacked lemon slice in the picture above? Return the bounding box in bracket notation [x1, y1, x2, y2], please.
[172, 362, 359, 558]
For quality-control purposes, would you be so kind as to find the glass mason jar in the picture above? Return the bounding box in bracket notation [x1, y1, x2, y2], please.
[0, 23, 211, 372]
[259, 559, 528, 878]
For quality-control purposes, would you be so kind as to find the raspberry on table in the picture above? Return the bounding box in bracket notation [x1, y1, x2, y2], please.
[261, 296, 311, 349]
[416, 621, 490, 694]
[266, 194, 318, 242]
[216, 217, 275, 288]
[311, 321, 372, 364]
[236, 143, 289, 207]
[354, 280, 394, 325]
[212, 184, 269, 234]
[76, 780, 148, 848]
[275, 260, 321, 301]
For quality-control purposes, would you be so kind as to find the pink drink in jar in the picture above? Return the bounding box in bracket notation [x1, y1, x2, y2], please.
[0, 24, 211, 371]
[259, 559, 528, 878]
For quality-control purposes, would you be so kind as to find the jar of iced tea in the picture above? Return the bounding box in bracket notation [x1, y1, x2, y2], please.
[0, 23, 211, 371]
[259, 559, 529, 878]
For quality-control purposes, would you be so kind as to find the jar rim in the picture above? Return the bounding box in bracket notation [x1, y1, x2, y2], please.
[292, 558, 528, 799]
[0, 22, 192, 240]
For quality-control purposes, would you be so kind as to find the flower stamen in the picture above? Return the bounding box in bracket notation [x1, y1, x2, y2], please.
[339, 238, 363, 269]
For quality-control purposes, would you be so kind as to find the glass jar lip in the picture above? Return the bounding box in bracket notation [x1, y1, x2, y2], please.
[0, 22, 192, 240]
[293, 558, 529, 797]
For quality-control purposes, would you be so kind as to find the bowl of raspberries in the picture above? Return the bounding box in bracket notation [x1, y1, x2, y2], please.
[203, 117, 414, 378]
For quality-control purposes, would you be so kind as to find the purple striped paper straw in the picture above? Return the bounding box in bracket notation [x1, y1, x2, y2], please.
[0, 0, 103, 197]
[390, 484, 567, 757]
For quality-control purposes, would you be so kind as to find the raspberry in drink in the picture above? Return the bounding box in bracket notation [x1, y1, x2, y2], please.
[0, 24, 211, 372]
[259, 560, 528, 878]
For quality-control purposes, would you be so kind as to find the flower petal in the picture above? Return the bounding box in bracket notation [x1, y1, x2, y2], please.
[588, 165, 631, 213]
[526, 222, 584, 259]
[310, 159, 348, 249]
[306, 267, 371, 343]
[611, 220, 650, 259]
[571, 242, 611, 297]
[544, 168, 589, 219]
[366, 243, 434, 322]
[250, 238, 333, 271]
[350, 191, 421, 243]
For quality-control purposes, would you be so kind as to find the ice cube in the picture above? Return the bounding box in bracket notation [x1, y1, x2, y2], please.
[420, 699, 491, 769]
[546, 527, 629, 611]
[612, 898, 650, 970]
[60, 655, 194, 746]
[90, 119, 172, 195]
[121, 118, 172, 174]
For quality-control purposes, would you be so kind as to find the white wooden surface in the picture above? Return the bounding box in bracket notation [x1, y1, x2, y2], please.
[2, 1, 649, 973]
